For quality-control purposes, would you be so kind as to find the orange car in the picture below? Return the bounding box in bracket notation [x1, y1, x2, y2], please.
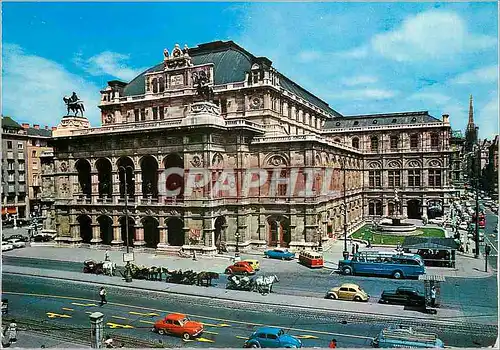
[152, 313, 203, 340]
[225, 261, 255, 275]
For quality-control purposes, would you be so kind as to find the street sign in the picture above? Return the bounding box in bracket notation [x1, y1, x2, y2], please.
[123, 252, 134, 262]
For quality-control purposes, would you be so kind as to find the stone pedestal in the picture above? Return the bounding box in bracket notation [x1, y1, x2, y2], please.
[52, 116, 90, 137]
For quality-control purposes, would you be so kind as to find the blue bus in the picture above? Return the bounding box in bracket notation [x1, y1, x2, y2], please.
[372, 326, 444, 348]
[338, 251, 425, 279]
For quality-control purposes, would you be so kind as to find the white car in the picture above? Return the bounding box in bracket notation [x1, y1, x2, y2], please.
[7, 238, 26, 248]
[459, 222, 468, 231]
[1, 242, 14, 251]
[429, 218, 445, 225]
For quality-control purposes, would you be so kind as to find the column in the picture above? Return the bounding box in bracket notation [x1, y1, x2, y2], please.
[91, 223, 102, 244]
[69, 214, 82, 242]
[134, 171, 142, 204]
[91, 173, 99, 204]
[134, 225, 145, 246]
[112, 171, 120, 204]
[203, 216, 215, 248]
[157, 224, 168, 249]
[111, 225, 123, 245]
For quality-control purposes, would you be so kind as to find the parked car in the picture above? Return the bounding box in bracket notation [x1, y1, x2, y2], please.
[459, 222, 468, 231]
[33, 234, 52, 242]
[1, 242, 14, 252]
[429, 217, 444, 225]
[225, 261, 255, 275]
[264, 248, 295, 260]
[243, 259, 260, 271]
[7, 238, 26, 248]
[6, 234, 29, 242]
[379, 287, 425, 307]
[244, 327, 302, 348]
[325, 283, 369, 302]
[152, 313, 203, 340]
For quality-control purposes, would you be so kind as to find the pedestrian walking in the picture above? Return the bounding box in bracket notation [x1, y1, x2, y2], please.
[351, 245, 355, 255]
[7, 320, 17, 343]
[430, 285, 436, 307]
[466, 241, 470, 253]
[329, 338, 337, 348]
[104, 249, 110, 261]
[355, 243, 359, 253]
[99, 287, 107, 306]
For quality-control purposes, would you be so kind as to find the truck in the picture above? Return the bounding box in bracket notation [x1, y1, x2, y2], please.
[372, 326, 444, 348]
[379, 287, 426, 307]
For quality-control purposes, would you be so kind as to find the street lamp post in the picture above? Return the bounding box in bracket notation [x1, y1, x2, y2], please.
[317, 226, 323, 252]
[473, 132, 481, 259]
[234, 232, 240, 257]
[119, 165, 134, 282]
[342, 158, 349, 260]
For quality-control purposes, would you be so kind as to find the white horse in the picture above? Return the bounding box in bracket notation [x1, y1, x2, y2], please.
[102, 261, 116, 276]
[253, 275, 279, 294]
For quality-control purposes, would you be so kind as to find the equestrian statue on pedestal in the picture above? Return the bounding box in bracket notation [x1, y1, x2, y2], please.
[63, 92, 85, 117]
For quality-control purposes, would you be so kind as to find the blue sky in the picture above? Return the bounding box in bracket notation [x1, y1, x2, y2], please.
[2, 2, 498, 138]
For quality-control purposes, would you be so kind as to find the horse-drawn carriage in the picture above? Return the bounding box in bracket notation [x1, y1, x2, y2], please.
[165, 269, 219, 286]
[83, 260, 115, 276]
[226, 274, 279, 294]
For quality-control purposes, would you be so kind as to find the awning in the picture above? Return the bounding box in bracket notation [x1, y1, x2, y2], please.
[1, 207, 17, 215]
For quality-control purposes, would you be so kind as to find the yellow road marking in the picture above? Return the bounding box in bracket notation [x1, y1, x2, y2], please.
[61, 308, 74, 311]
[236, 336, 249, 340]
[71, 302, 96, 307]
[139, 320, 155, 325]
[111, 316, 129, 320]
[295, 335, 319, 339]
[197, 337, 215, 343]
[129, 311, 159, 317]
[4, 291, 372, 340]
[46, 312, 72, 319]
[202, 322, 231, 328]
[204, 330, 219, 335]
[106, 322, 134, 329]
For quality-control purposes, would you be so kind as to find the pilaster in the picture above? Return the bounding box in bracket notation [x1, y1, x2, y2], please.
[134, 225, 145, 246]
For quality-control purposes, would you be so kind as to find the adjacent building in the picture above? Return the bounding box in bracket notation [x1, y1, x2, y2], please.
[45, 40, 454, 253]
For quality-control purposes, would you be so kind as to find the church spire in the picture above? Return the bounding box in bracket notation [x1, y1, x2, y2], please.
[468, 94, 474, 127]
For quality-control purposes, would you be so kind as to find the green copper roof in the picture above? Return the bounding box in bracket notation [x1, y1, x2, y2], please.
[451, 130, 464, 138]
[121, 41, 340, 117]
[323, 111, 441, 129]
[1, 116, 22, 130]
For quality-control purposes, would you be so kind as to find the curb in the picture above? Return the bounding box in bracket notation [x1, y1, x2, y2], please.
[3, 268, 475, 328]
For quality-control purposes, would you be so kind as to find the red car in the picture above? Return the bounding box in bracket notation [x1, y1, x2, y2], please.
[225, 261, 255, 275]
[152, 313, 203, 340]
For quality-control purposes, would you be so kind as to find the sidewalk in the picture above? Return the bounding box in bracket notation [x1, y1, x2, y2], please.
[3, 264, 468, 327]
[7, 331, 87, 348]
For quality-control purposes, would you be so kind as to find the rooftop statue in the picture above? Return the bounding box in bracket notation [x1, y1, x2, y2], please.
[63, 92, 85, 117]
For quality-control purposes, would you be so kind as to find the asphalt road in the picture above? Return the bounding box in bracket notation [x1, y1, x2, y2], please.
[2, 274, 497, 348]
[3, 254, 498, 325]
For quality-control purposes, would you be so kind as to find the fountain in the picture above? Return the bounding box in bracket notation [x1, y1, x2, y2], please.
[378, 189, 417, 235]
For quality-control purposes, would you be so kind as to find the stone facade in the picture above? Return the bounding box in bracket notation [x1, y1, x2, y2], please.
[44, 41, 453, 253]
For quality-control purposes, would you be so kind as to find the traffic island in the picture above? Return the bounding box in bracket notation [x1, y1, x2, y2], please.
[351, 227, 445, 246]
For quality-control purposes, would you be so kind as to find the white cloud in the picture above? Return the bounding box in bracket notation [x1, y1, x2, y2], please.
[80, 51, 147, 81]
[341, 75, 378, 86]
[477, 96, 499, 139]
[333, 88, 397, 100]
[451, 65, 499, 84]
[296, 50, 323, 63]
[2, 43, 101, 127]
[371, 10, 496, 62]
[408, 92, 452, 105]
[335, 46, 369, 59]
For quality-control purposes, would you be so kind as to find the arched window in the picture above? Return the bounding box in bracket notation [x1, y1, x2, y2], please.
[431, 133, 439, 148]
[352, 137, 359, 149]
[370, 136, 379, 151]
[158, 77, 164, 93]
[152, 78, 158, 93]
[410, 134, 419, 148]
[390, 135, 398, 149]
